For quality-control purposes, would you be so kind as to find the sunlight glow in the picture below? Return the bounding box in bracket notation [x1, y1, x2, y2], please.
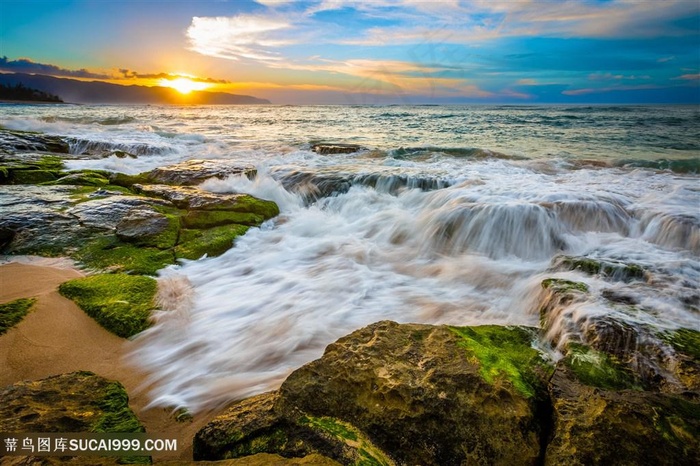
[159, 77, 209, 94]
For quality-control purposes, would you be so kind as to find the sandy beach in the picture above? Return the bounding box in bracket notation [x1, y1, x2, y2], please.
[0, 262, 217, 461]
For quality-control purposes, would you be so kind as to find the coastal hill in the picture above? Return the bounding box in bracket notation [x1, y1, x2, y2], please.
[0, 72, 270, 105]
[0, 82, 63, 103]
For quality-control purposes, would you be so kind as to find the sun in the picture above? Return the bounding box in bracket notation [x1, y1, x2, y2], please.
[159, 77, 209, 94]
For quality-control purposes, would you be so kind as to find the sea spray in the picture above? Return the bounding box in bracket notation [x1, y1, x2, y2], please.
[130, 162, 699, 411]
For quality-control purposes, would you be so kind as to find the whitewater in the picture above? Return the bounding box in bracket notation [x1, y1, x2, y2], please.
[2, 104, 698, 411]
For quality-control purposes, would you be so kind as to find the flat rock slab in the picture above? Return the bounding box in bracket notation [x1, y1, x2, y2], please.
[148, 159, 256, 186]
[311, 143, 364, 155]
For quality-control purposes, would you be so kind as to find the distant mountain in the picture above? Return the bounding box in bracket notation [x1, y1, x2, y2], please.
[0, 82, 63, 102]
[0, 73, 270, 105]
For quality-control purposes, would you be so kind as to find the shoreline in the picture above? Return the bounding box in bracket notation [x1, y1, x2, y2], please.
[0, 262, 221, 461]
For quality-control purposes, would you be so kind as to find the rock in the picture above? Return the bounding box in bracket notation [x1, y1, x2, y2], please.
[66, 195, 173, 230]
[115, 207, 176, 248]
[0, 129, 69, 154]
[147, 159, 256, 186]
[0, 185, 85, 255]
[538, 278, 590, 348]
[59, 274, 157, 338]
[0, 371, 144, 433]
[175, 224, 250, 260]
[553, 255, 647, 282]
[545, 364, 700, 466]
[133, 184, 279, 216]
[51, 170, 111, 187]
[311, 143, 364, 155]
[0, 155, 65, 185]
[193, 392, 394, 465]
[196, 321, 552, 465]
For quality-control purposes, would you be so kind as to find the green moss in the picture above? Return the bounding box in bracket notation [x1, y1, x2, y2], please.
[0, 155, 65, 184]
[92, 382, 145, 433]
[92, 381, 150, 464]
[541, 278, 589, 293]
[48, 170, 111, 187]
[0, 297, 36, 335]
[227, 195, 280, 218]
[74, 236, 175, 275]
[121, 213, 181, 250]
[175, 224, 250, 260]
[450, 326, 551, 398]
[563, 343, 640, 390]
[652, 397, 700, 455]
[174, 408, 193, 423]
[299, 416, 393, 466]
[59, 274, 157, 338]
[661, 328, 700, 361]
[182, 210, 266, 229]
[558, 256, 645, 282]
[226, 429, 289, 459]
[109, 172, 154, 188]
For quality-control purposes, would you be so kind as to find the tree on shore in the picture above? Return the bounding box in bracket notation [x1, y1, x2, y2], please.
[0, 82, 63, 102]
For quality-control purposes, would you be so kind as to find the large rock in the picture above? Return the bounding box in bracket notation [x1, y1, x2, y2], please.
[0, 371, 143, 434]
[545, 365, 700, 466]
[196, 321, 551, 466]
[133, 184, 278, 214]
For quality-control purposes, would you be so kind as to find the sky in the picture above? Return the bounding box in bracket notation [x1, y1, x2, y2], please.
[0, 0, 699, 104]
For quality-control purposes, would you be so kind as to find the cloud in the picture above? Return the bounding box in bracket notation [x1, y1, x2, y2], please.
[0, 56, 111, 79]
[588, 73, 651, 81]
[0, 57, 231, 85]
[674, 73, 700, 80]
[562, 84, 661, 96]
[186, 15, 295, 62]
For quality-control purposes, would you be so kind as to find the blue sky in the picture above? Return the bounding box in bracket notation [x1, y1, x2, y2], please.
[0, 0, 698, 104]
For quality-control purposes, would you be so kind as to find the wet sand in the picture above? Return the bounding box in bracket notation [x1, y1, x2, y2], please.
[0, 262, 219, 461]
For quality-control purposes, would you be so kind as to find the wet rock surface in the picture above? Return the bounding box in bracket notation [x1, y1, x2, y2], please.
[311, 143, 364, 155]
[147, 159, 256, 186]
[0, 129, 69, 154]
[0, 371, 143, 434]
[196, 321, 550, 466]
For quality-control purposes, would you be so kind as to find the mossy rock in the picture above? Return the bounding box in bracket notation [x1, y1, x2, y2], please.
[450, 325, 553, 398]
[0, 371, 148, 464]
[0, 297, 36, 335]
[12, 168, 61, 183]
[49, 170, 112, 187]
[546, 365, 700, 465]
[541, 278, 589, 293]
[0, 371, 144, 433]
[555, 256, 646, 282]
[0, 155, 65, 184]
[74, 235, 176, 275]
[276, 321, 548, 465]
[176, 224, 250, 260]
[59, 274, 157, 338]
[563, 343, 641, 390]
[109, 171, 155, 188]
[182, 209, 265, 229]
[662, 328, 700, 361]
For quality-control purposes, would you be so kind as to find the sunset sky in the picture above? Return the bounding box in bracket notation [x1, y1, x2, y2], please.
[1, 0, 699, 104]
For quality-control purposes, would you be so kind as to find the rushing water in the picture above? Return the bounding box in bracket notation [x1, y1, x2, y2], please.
[2, 104, 699, 411]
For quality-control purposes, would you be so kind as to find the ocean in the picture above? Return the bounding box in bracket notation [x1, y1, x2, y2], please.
[2, 104, 699, 411]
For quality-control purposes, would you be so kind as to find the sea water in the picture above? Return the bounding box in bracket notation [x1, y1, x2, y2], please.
[2, 104, 698, 411]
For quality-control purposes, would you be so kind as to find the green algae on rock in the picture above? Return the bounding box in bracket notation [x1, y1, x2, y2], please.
[553, 255, 646, 282]
[0, 297, 36, 335]
[562, 343, 641, 391]
[274, 321, 544, 465]
[0, 371, 147, 464]
[59, 274, 157, 338]
[450, 325, 552, 398]
[0, 371, 144, 433]
[176, 224, 250, 260]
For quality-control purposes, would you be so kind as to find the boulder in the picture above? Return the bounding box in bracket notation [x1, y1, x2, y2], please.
[545, 364, 700, 466]
[0, 371, 143, 434]
[67, 195, 173, 230]
[196, 321, 552, 465]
